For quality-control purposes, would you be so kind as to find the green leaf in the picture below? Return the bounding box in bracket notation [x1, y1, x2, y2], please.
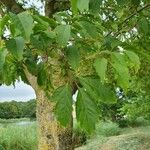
[76, 88, 99, 133]
[55, 25, 71, 46]
[79, 21, 99, 38]
[94, 58, 108, 83]
[79, 76, 101, 101]
[79, 76, 117, 104]
[131, 0, 140, 6]
[33, 15, 49, 29]
[44, 31, 56, 39]
[30, 35, 43, 50]
[138, 18, 149, 34]
[36, 15, 57, 28]
[66, 45, 80, 70]
[37, 63, 47, 87]
[0, 48, 8, 71]
[116, 0, 125, 5]
[25, 59, 37, 76]
[77, 0, 90, 12]
[6, 37, 25, 60]
[33, 15, 53, 33]
[31, 32, 54, 50]
[105, 36, 122, 49]
[112, 63, 130, 90]
[52, 84, 73, 126]
[10, 12, 33, 41]
[98, 84, 117, 104]
[71, 0, 78, 14]
[89, 0, 102, 13]
[0, 15, 9, 36]
[125, 51, 140, 73]
[111, 52, 127, 66]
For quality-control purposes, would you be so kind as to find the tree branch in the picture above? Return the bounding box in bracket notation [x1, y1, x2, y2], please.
[0, 0, 70, 17]
[121, 3, 150, 26]
[23, 64, 38, 91]
[106, 3, 150, 37]
[0, 0, 24, 14]
[45, 0, 70, 17]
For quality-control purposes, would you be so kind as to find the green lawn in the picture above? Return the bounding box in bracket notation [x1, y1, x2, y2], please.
[0, 119, 37, 150]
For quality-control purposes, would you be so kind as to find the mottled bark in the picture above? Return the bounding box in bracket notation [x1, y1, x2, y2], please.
[24, 65, 74, 150]
[36, 89, 73, 150]
[36, 89, 59, 150]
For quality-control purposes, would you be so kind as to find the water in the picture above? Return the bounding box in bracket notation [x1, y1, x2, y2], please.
[16, 121, 33, 126]
[0, 120, 35, 128]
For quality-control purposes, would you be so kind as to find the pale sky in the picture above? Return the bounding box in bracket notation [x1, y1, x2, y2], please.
[0, 81, 36, 102]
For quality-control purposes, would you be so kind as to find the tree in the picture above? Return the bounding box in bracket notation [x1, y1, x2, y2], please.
[121, 55, 150, 121]
[0, 0, 150, 149]
[0, 100, 36, 119]
[0, 101, 19, 119]
[23, 99, 36, 118]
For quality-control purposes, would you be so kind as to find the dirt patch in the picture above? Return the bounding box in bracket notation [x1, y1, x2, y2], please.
[100, 132, 150, 150]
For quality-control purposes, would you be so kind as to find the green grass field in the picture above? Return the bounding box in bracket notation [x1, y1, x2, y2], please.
[0, 119, 37, 150]
[0, 119, 150, 150]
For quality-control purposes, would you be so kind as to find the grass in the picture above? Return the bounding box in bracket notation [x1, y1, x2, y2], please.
[76, 120, 150, 150]
[76, 121, 120, 150]
[0, 121, 37, 150]
[95, 121, 120, 137]
[0, 118, 150, 150]
[100, 130, 150, 150]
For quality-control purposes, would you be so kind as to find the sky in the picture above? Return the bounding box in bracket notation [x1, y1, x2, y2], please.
[0, 81, 36, 102]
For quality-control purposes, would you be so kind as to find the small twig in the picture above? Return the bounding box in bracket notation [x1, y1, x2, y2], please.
[106, 3, 150, 37]
[121, 3, 150, 25]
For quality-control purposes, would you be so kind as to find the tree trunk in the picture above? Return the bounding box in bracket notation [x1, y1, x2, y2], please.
[36, 89, 73, 150]
[36, 89, 58, 150]
[24, 66, 74, 150]
[2, 0, 73, 149]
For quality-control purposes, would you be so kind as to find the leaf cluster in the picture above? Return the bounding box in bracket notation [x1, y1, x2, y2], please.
[0, 0, 149, 132]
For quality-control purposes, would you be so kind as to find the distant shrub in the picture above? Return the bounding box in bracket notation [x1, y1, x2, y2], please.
[95, 121, 120, 137]
[128, 117, 150, 127]
[116, 118, 129, 128]
[0, 100, 36, 119]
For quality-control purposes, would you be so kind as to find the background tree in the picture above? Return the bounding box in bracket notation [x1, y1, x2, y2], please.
[0, 0, 150, 150]
[0, 99, 36, 119]
[0, 101, 19, 119]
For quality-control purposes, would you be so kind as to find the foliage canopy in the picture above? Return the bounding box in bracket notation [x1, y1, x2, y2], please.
[0, 0, 150, 132]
